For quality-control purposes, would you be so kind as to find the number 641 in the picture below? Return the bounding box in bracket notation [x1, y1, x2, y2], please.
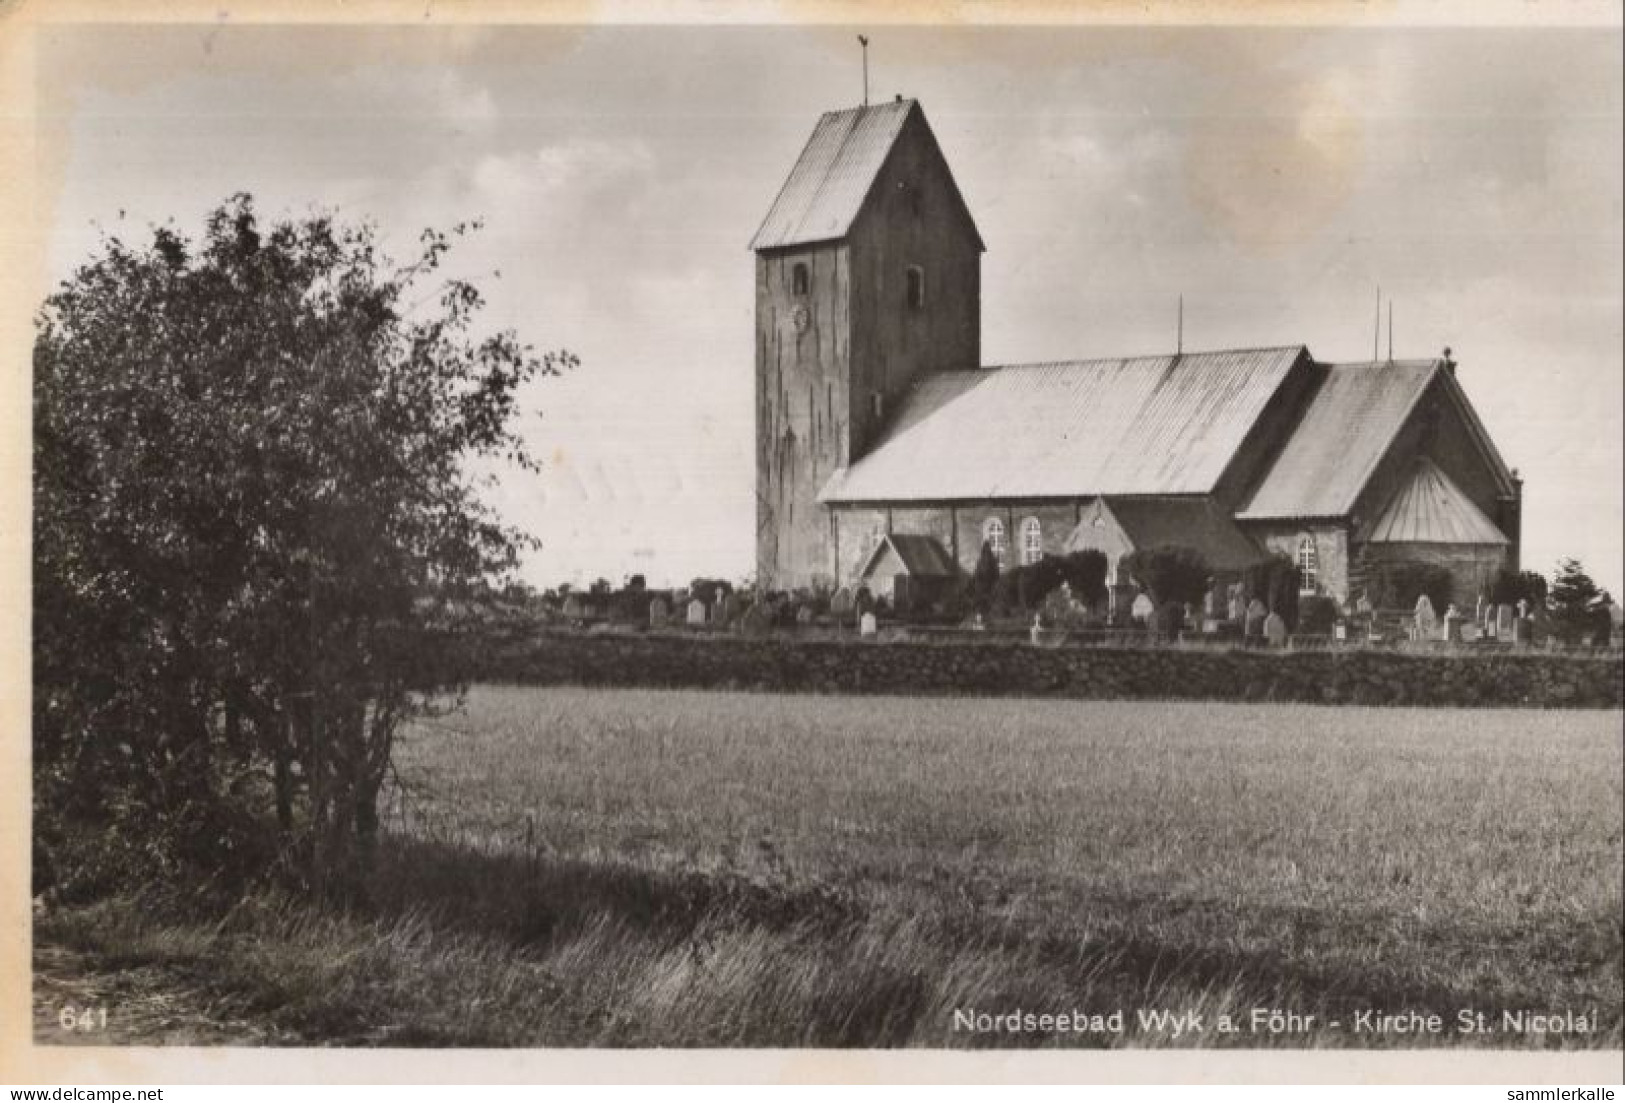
[59, 1006, 107, 1032]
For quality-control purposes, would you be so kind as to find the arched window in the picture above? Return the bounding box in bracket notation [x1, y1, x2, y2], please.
[906, 266, 925, 311]
[983, 517, 1007, 561]
[1020, 517, 1043, 565]
[1296, 535, 1319, 594]
[791, 263, 809, 296]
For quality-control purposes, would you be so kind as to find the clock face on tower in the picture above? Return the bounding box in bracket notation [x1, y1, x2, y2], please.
[791, 305, 810, 333]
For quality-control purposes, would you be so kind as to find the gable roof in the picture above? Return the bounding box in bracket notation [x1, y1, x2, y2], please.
[1099, 497, 1267, 572]
[1236, 360, 1438, 521]
[750, 99, 981, 251]
[857, 533, 958, 580]
[819, 347, 1310, 503]
[1363, 458, 1508, 545]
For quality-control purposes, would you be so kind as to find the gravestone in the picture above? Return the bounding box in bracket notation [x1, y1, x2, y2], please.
[1244, 598, 1268, 638]
[1482, 604, 1497, 638]
[830, 587, 855, 618]
[1414, 595, 1437, 641]
[1459, 622, 1480, 644]
[1443, 604, 1462, 643]
[1130, 593, 1155, 623]
[1263, 611, 1287, 648]
[1513, 615, 1532, 645]
[859, 611, 878, 638]
[562, 595, 583, 619]
[1227, 591, 1247, 624]
[796, 604, 814, 626]
[686, 598, 707, 626]
[714, 593, 740, 627]
[648, 596, 669, 627]
[1333, 621, 1347, 642]
[1496, 603, 1515, 639]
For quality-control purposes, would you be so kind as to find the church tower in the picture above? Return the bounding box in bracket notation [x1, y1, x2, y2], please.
[751, 98, 984, 591]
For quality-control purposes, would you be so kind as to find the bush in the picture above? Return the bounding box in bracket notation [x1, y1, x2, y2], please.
[1368, 560, 1454, 614]
[1244, 553, 1301, 629]
[1298, 595, 1339, 635]
[1548, 558, 1612, 644]
[1121, 545, 1211, 608]
[1489, 568, 1548, 608]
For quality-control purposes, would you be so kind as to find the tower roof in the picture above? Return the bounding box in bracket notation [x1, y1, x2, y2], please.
[1363, 458, 1508, 545]
[750, 98, 982, 251]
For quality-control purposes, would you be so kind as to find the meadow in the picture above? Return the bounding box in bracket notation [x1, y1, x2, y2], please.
[37, 686, 1624, 1047]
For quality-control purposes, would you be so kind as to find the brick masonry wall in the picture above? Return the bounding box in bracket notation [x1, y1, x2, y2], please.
[485, 631, 1623, 709]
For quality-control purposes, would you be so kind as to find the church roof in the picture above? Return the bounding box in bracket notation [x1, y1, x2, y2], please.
[1363, 458, 1508, 545]
[1098, 498, 1267, 572]
[1236, 360, 1438, 520]
[858, 533, 959, 580]
[819, 346, 1309, 503]
[750, 99, 981, 251]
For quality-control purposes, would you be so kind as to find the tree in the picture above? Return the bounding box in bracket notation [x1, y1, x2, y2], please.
[1121, 545, 1211, 608]
[1054, 549, 1109, 608]
[1489, 568, 1548, 608]
[1548, 558, 1612, 644]
[967, 541, 999, 613]
[1244, 553, 1301, 628]
[33, 195, 572, 897]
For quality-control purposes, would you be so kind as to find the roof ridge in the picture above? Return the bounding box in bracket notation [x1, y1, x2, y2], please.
[984, 345, 1306, 371]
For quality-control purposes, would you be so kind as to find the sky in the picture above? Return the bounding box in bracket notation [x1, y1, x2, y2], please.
[36, 21, 1625, 594]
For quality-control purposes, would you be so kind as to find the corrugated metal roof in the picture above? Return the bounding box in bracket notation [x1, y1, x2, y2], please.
[750, 100, 915, 251]
[859, 533, 958, 579]
[1364, 458, 1507, 545]
[819, 347, 1309, 503]
[1099, 497, 1267, 572]
[1237, 360, 1437, 520]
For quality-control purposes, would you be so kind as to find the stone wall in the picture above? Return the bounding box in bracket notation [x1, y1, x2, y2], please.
[485, 631, 1623, 709]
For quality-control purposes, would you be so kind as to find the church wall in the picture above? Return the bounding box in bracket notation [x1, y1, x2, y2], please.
[1247, 523, 1351, 604]
[830, 501, 1086, 586]
[1357, 542, 1508, 610]
[756, 242, 852, 591]
[846, 111, 981, 459]
[833, 507, 889, 589]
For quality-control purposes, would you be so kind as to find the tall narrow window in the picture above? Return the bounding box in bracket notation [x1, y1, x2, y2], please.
[791, 263, 809, 296]
[983, 517, 1007, 562]
[906, 266, 925, 311]
[1021, 517, 1043, 565]
[1296, 536, 1319, 594]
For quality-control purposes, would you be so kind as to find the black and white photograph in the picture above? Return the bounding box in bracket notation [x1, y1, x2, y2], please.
[4, 0, 1622, 1086]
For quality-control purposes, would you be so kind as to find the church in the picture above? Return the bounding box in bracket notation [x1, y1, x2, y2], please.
[753, 98, 1522, 609]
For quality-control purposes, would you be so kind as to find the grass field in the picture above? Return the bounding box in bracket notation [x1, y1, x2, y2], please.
[38, 686, 1624, 1047]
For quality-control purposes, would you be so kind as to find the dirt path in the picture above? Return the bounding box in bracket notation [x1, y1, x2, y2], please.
[32, 943, 285, 1046]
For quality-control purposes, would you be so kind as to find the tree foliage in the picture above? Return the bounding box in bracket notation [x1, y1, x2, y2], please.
[1547, 558, 1613, 644]
[1489, 568, 1548, 608]
[33, 195, 572, 897]
[1120, 545, 1211, 608]
[1365, 559, 1454, 616]
[1243, 553, 1301, 628]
